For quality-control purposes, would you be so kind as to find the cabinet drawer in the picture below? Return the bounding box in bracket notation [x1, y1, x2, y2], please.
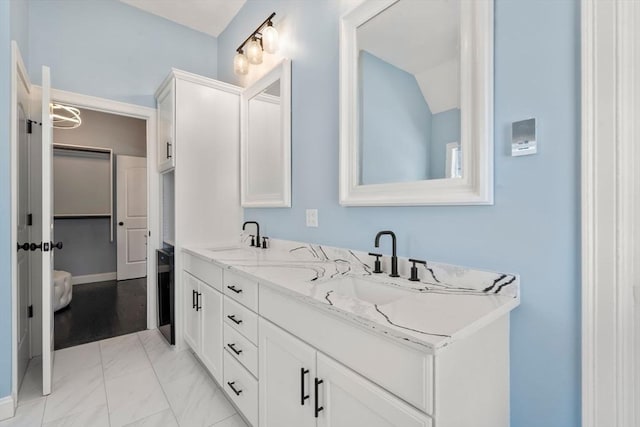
[260, 286, 434, 415]
[224, 270, 258, 311]
[224, 296, 258, 345]
[224, 323, 258, 377]
[183, 253, 223, 292]
[224, 351, 258, 427]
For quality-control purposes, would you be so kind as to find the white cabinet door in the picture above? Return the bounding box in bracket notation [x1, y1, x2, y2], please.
[316, 353, 432, 427]
[183, 272, 201, 352]
[200, 283, 223, 383]
[259, 319, 317, 427]
[157, 80, 175, 173]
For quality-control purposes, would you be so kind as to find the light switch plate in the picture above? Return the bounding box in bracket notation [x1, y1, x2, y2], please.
[306, 209, 318, 227]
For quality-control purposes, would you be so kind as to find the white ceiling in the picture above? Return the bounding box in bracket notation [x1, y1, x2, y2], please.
[358, 0, 460, 113]
[119, 0, 246, 37]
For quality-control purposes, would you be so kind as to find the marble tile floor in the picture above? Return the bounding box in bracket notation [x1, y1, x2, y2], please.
[2, 329, 249, 427]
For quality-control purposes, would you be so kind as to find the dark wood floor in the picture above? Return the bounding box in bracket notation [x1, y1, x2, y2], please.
[54, 277, 147, 350]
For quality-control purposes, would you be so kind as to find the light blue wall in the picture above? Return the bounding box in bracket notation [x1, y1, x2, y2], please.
[0, 0, 12, 401]
[28, 0, 218, 107]
[218, 0, 580, 425]
[359, 51, 431, 184]
[430, 108, 460, 179]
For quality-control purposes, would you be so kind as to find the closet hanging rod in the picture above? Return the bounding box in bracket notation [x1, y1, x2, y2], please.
[53, 143, 111, 154]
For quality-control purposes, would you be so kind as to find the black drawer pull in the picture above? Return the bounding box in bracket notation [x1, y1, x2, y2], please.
[227, 285, 243, 294]
[192, 290, 196, 309]
[300, 368, 310, 405]
[227, 314, 243, 325]
[166, 141, 172, 159]
[227, 343, 242, 355]
[314, 378, 324, 417]
[196, 292, 202, 311]
[227, 381, 242, 396]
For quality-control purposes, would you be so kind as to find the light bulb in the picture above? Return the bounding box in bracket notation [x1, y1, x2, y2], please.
[233, 51, 249, 75]
[262, 22, 279, 54]
[246, 37, 263, 65]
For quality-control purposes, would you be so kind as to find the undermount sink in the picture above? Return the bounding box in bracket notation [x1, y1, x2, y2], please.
[204, 246, 258, 260]
[318, 276, 413, 305]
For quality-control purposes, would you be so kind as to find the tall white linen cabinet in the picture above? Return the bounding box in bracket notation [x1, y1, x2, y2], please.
[156, 69, 243, 349]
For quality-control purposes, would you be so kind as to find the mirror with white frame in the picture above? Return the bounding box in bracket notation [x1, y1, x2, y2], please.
[241, 59, 292, 207]
[339, 0, 494, 206]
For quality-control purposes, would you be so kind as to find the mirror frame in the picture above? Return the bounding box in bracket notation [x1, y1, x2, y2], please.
[241, 59, 292, 207]
[339, 0, 494, 206]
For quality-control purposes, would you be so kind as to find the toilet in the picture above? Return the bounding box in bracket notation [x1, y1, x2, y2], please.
[53, 270, 73, 312]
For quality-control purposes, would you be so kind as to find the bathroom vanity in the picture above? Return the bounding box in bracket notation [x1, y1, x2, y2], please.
[180, 239, 519, 427]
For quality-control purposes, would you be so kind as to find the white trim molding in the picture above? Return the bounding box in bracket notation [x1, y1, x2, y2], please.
[70, 272, 118, 286]
[48, 89, 159, 330]
[581, 1, 639, 426]
[338, 0, 493, 206]
[0, 396, 15, 421]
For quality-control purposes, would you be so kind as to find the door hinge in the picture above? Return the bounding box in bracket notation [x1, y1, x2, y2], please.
[28, 305, 33, 318]
[26, 119, 41, 134]
[27, 213, 32, 226]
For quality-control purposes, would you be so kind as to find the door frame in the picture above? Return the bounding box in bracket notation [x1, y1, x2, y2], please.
[10, 85, 160, 405]
[581, 0, 639, 425]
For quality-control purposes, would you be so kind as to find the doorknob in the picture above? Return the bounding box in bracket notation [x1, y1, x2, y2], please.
[118, 222, 124, 226]
[50, 241, 63, 250]
[17, 243, 30, 251]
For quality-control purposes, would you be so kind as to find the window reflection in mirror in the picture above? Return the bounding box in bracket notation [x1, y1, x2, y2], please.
[357, 0, 461, 185]
[247, 80, 283, 196]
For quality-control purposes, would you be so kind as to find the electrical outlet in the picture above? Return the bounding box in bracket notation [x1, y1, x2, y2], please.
[306, 209, 318, 227]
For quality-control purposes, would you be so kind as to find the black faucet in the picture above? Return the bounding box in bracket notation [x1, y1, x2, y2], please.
[243, 221, 260, 247]
[374, 230, 399, 277]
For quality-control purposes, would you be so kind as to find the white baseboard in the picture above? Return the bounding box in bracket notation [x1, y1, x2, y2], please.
[0, 395, 15, 421]
[71, 272, 117, 285]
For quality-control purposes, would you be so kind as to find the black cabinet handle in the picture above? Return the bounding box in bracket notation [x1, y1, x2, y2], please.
[30, 242, 42, 251]
[196, 292, 202, 311]
[166, 141, 172, 159]
[227, 381, 242, 396]
[300, 368, 310, 405]
[227, 285, 243, 294]
[227, 314, 243, 325]
[51, 241, 63, 250]
[17, 243, 30, 252]
[118, 222, 124, 226]
[227, 343, 242, 355]
[192, 290, 196, 309]
[314, 378, 324, 417]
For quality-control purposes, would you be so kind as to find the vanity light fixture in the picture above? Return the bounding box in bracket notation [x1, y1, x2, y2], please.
[51, 103, 82, 129]
[233, 12, 279, 75]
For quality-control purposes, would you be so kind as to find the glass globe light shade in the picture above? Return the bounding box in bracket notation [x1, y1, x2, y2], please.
[233, 51, 249, 75]
[246, 37, 263, 65]
[262, 23, 279, 54]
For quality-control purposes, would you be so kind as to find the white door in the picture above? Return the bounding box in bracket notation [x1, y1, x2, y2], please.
[200, 284, 223, 383]
[183, 272, 201, 352]
[316, 353, 432, 427]
[116, 155, 147, 280]
[41, 66, 54, 395]
[13, 43, 32, 391]
[259, 319, 317, 427]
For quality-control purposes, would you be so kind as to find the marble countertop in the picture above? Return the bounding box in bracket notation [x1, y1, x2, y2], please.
[183, 239, 520, 352]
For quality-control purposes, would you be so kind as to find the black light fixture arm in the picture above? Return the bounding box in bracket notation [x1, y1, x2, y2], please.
[236, 12, 276, 53]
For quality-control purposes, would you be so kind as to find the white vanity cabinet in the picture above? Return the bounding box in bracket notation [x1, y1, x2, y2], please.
[156, 80, 175, 173]
[259, 318, 430, 427]
[182, 256, 225, 384]
[182, 248, 513, 427]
